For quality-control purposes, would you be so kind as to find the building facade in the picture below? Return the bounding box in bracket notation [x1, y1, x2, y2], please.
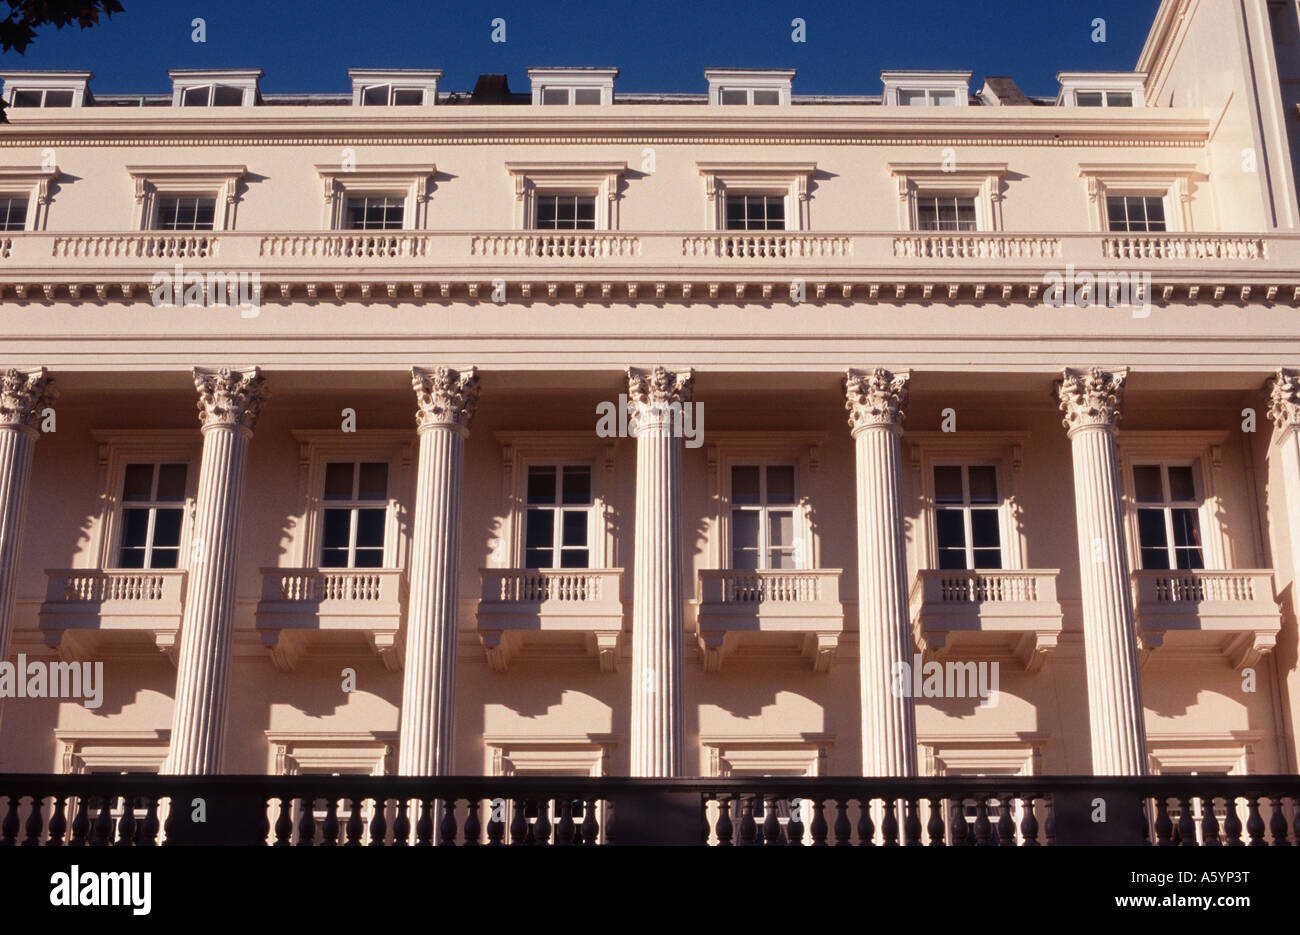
[1, 0, 1300, 806]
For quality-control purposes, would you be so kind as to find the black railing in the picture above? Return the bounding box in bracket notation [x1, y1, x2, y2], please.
[0, 774, 1297, 846]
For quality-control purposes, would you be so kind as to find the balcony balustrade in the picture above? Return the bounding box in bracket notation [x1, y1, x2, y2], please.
[0, 231, 1289, 305]
[254, 568, 408, 672]
[696, 569, 843, 672]
[0, 773, 1295, 846]
[1131, 569, 1281, 668]
[909, 569, 1064, 672]
[476, 568, 625, 672]
[38, 569, 187, 663]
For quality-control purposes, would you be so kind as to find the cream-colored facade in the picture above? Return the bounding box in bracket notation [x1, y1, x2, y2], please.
[1, 0, 1299, 785]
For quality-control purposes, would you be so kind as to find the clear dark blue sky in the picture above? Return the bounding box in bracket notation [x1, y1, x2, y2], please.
[0, 0, 1164, 98]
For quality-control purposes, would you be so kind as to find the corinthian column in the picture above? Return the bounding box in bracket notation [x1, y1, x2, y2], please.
[1057, 367, 1147, 776]
[627, 365, 692, 777]
[164, 367, 268, 774]
[0, 368, 56, 732]
[1267, 368, 1300, 625]
[845, 368, 916, 777]
[397, 366, 479, 776]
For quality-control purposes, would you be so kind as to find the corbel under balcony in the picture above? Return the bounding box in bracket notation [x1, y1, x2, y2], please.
[476, 569, 625, 673]
[38, 569, 187, 664]
[254, 568, 408, 672]
[695, 569, 844, 673]
[909, 569, 1064, 673]
[1131, 570, 1281, 669]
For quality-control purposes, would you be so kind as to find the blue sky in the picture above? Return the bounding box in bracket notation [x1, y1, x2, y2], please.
[0, 0, 1164, 98]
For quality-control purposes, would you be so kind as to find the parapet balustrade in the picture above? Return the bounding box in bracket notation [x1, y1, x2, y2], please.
[1131, 569, 1281, 668]
[476, 568, 625, 672]
[1, 774, 1296, 846]
[696, 569, 843, 673]
[38, 568, 188, 662]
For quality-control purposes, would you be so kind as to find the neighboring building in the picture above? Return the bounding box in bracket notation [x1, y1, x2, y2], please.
[0, 0, 1299, 830]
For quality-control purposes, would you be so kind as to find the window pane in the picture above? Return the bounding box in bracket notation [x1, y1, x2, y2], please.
[1106, 91, 1133, 107]
[355, 509, 385, 548]
[361, 85, 389, 105]
[11, 89, 42, 107]
[560, 549, 590, 568]
[573, 88, 601, 104]
[561, 510, 587, 547]
[1167, 466, 1195, 501]
[322, 509, 351, 550]
[972, 547, 1002, 570]
[1107, 197, 1128, 229]
[1133, 466, 1164, 503]
[937, 547, 967, 570]
[357, 462, 388, 501]
[150, 548, 179, 570]
[527, 466, 557, 504]
[1171, 508, 1201, 548]
[155, 464, 187, 501]
[898, 89, 926, 106]
[1076, 91, 1104, 106]
[753, 90, 780, 105]
[936, 509, 966, 551]
[765, 466, 795, 504]
[967, 466, 997, 504]
[353, 547, 384, 568]
[932, 90, 958, 105]
[1141, 547, 1170, 571]
[732, 466, 761, 504]
[720, 89, 747, 104]
[212, 85, 244, 106]
[970, 509, 1000, 549]
[769, 511, 794, 548]
[725, 196, 746, 228]
[525, 548, 551, 569]
[392, 88, 424, 105]
[732, 510, 760, 550]
[575, 196, 596, 226]
[323, 463, 354, 500]
[181, 85, 210, 106]
[769, 549, 796, 570]
[1137, 508, 1168, 550]
[1144, 197, 1166, 231]
[732, 548, 759, 570]
[525, 509, 554, 550]
[541, 88, 569, 105]
[934, 466, 963, 503]
[0, 196, 28, 231]
[120, 509, 150, 548]
[122, 464, 155, 502]
[152, 509, 183, 548]
[562, 466, 591, 504]
[917, 199, 938, 230]
[45, 90, 74, 107]
[765, 198, 785, 229]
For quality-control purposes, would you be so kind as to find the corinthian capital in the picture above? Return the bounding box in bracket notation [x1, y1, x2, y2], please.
[0, 367, 57, 430]
[411, 365, 480, 431]
[844, 367, 909, 433]
[627, 366, 693, 409]
[193, 366, 269, 431]
[1056, 367, 1127, 433]
[1266, 368, 1300, 434]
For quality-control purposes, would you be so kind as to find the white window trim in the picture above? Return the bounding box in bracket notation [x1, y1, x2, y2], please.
[704, 68, 795, 106]
[724, 462, 802, 571]
[504, 161, 626, 230]
[1117, 430, 1232, 572]
[90, 430, 200, 571]
[526, 68, 617, 106]
[168, 69, 261, 107]
[57, 729, 171, 774]
[704, 432, 825, 572]
[887, 162, 1007, 232]
[703, 735, 831, 777]
[291, 430, 414, 571]
[906, 432, 1029, 572]
[920, 734, 1048, 776]
[125, 164, 246, 231]
[0, 165, 59, 231]
[315, 163, 437, 231]
[267, 731, 397, 776]
[881, 70, 971, 107]
[347, 68, 441, 106]
[494, 431, 616, 571]
[697, 161, 816, 231]
[1078, 163, 1198, 232]
[1057, 71, 1146, 107]
[0, 70, 92, 107]
[518, 462, 598, 569]
[1146, 731, 1261, 775]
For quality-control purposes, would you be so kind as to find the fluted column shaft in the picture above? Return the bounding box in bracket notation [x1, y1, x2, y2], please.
[397, 366, 479, 776]
[1058, 367, 1147, 776]
[1268, 369, 1300, 633]
[164, 367, 267, 774]
[628, 366, 691, 777]
[845, 368, 916, 777]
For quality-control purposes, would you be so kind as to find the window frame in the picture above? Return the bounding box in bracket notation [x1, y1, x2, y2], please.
[723, 192, 788, 231]
[1104, 193, 1170, 233]
[726, 462, 801, 570]
[521, 461, 597, 570]
[888, 162, 1007, 232]
[90, 431, 200, 572]
[527, 68, 617, 106]
[151, 193, 219, 232]
[505, 162, 626, 231]
[881, 70, 972, 107]
[1117, 431, 1232, 573]
[114, 462, 191, 570]
[697, 162, 816, 231]
[126, 164, 246, 232]
[318, 461, 394, 569]
[342, 193, 408, 231]
[1078, 163, 1196, 233]
[1130, 461, 1206, 571]
[930, 462, 1005, 571]
[0, 71, 92, 108]
[292, 430, 414, 571]
[315, 163, 436, 231]
[0, 164, 60, 231]
[168, 69, 261, 107]
[348, 69, 440, 107]
[531, 192, 599, 231]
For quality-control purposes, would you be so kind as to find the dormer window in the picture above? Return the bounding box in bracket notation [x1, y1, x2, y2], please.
[348, 69, 440, 106]
[1057, 72, 1146, 107]
[705, 69, 794, 106]
[0, 70, 92, 108]
[169, 69, 261, 107]
[881, 71, 971, 107]
[527, 68, 617, 106]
